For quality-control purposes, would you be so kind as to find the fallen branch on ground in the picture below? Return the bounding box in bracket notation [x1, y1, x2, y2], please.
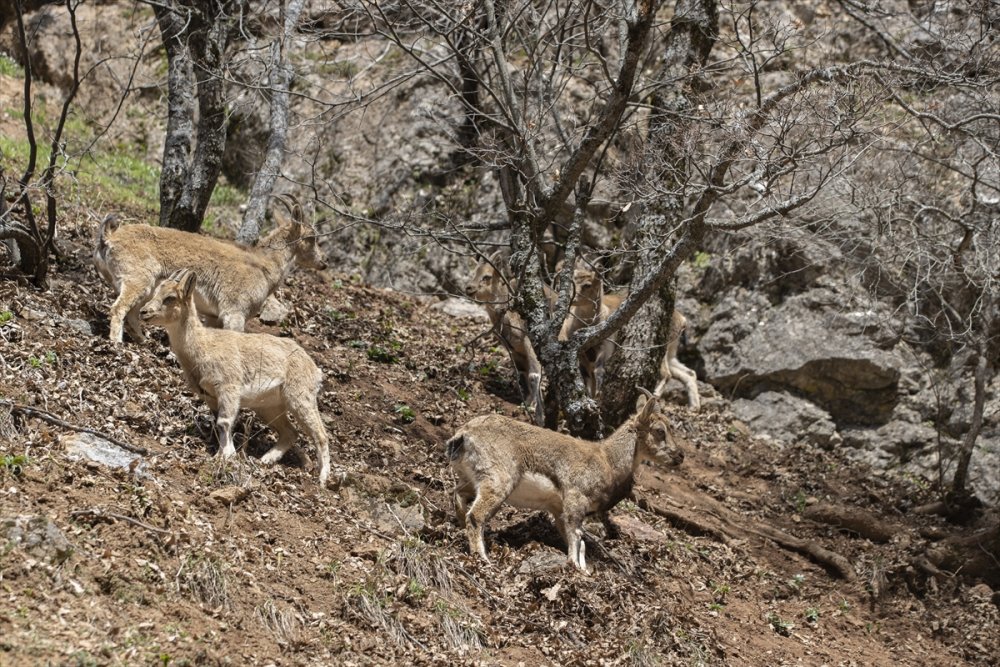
[1, 399, 148, 455]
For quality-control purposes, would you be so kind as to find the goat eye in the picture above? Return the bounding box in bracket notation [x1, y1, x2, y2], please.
[163, 296, 176, 305]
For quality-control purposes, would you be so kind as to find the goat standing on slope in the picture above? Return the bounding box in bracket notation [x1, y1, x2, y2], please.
[94, 198, 326, 343]
[140, 269, 332, 487]
[447, 389, 682, 571]
[465, 253, 545, 425]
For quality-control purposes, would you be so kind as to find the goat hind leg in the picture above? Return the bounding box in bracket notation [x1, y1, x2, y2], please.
[289, 398, 331, 487]
[109, 276, 152, 343]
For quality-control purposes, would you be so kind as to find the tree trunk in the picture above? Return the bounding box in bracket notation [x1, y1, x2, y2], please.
[601, 0, 718, 424]
[238, 0, 305, 245]
[153, 0, 240, 232]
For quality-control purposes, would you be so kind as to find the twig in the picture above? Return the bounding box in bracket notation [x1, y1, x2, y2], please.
[70, 508, 172, 536]
[1, 399, 148, 455]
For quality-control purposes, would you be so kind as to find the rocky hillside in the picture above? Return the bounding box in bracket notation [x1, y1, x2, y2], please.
[2, 216, 999, 666]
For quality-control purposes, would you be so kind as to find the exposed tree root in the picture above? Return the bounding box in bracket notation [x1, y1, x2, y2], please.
[634, 490, 857, 581]
[802, 503, 899, 543]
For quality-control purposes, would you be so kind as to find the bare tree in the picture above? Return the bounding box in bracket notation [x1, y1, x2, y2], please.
[0, 0, 83, 288]
[361, 0, 892, 436]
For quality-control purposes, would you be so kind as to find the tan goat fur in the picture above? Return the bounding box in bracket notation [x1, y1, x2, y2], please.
[94, 204, 326, 343]
[558, 259, 616, 398]
[447, 390, 682, 570]
[465, 254, 545, 425]
[140, 269, 331, 487]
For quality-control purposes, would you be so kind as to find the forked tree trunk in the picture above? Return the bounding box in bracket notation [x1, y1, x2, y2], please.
[601, 0, 719, 424]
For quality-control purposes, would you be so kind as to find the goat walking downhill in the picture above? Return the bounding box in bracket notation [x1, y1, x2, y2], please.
[140, 269, 332, 487]
[558, 259, 617, 398]
[447, 389, 682, 570]
[466, 254, 545, 425]
[94, 201, 326, 343]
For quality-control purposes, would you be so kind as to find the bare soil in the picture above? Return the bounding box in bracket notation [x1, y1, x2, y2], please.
[1, 218, 998, 666]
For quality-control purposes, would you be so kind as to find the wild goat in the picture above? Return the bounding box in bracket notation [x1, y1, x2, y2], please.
[139, 269, 331, 486]
[466, 253, 545, 425]
[447, 389, 682, 570]
[94, 198, 326, 343]
[654, 309, 701, 411]
[558, 259, 616, 398]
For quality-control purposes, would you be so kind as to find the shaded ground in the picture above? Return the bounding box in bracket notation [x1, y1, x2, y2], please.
[0, 217, 998, 666]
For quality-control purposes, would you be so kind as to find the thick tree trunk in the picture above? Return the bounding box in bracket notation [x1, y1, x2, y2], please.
[153, 0, 239, 232]
[154, 3, 195, 229]
[601, 0, 718, 424]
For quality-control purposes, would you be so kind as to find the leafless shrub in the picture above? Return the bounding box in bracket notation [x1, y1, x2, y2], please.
[255, 599, 306, 650]
[175, 554, 231, 610]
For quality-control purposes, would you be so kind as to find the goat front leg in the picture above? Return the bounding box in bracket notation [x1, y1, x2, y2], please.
[108, 275, 153, 343]
[213, 391, 240, 459]
[563, 493, 589, 571]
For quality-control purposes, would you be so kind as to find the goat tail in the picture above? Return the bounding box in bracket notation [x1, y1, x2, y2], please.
[97, 214, 120, 249]
[445, 433, 466, 462]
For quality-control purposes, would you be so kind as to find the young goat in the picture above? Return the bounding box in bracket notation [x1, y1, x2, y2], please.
[465, 254, 545, 425]
[654, 309, 701, 411]
[94, 199, 326, 343]
[558, 259, 616, 398]
[139, 269, 332, 486]
[447, 389, 682, 570]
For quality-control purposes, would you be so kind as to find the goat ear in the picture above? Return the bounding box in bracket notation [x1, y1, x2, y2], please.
[488, 249, 504, 266]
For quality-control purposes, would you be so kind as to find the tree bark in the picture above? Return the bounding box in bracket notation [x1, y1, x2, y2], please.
[238, 0, 305, 245]
[601, 0, 719, 424]
[153, 0, 242, 232]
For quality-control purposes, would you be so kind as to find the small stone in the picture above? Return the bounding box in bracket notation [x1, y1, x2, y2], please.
[258, 295, 290, 324]
[209, 485, 251, 507]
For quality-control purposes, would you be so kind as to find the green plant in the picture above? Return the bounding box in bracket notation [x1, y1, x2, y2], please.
[0, 54, 24, 78]
[368, 344, 399, 363]
[395, 404, 416, 423]
[455, 387, 470, 402]
[767, 612, 794, 636]
[1, 453, 29, 476]
[711, 581, 730, 604]
[477, 359, 499, 376]
[692, 250, 711, 270]
[0, 310, 13, 324]
[804, 607, 820, 624]
[838, 599, 851, 614]
[787, 573, 805, 591]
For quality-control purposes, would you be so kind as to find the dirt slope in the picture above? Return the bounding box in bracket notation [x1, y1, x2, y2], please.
[1, 218, 998, 666]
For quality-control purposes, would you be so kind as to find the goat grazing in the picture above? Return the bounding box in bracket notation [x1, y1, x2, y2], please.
[558, 259, 616, 398]
[654, 309, 700, 411]
[139, 269, 332, 486]
[446, 389, 682, 570]
[465, 253, 545, 425]
[94, 199, 326, 343]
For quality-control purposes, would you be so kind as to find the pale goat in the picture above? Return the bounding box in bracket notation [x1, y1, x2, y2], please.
[139, 269, 332, 486]
[94, 199, 326, 343]
[446, 389, 682, 570]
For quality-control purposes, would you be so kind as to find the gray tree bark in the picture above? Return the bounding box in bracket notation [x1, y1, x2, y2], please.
[237, 0, 305, 245]
[600, 0, 719, 424]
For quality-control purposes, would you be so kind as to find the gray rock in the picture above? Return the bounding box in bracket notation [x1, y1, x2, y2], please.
[517, 552, 568, 575]
[701, 291, 901, 426]
[60, 317, 93, 336]
[62, 432, 145, 474]
[2, 515, 73, 566]
[731, 391, 842, 449]
[430, 298, 489, 322]
[258, 295, 290, 325]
